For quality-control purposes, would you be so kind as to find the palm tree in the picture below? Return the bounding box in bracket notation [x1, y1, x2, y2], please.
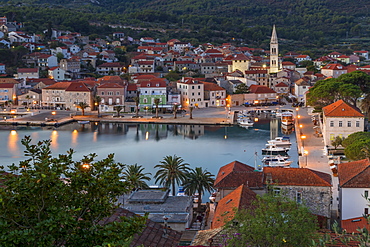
[173, 104, 179, 119]
[133, 96, 140, 117]
[154, 98, 160, 118]
[95, 96, 101, 117]
[113, 105, 123, 117]
[25, 95, 31, 109]
[122, 164, 151, 191]
[76, 102, 89, 116]
[154, 155, 191, 196]
[182, 167, 215, 210]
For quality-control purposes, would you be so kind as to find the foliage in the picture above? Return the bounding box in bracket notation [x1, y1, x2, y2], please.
[182, 167, 214, 210]
[164, 71, 181, 81]
[122, 164, 151, 191]
[76, 102, 90, 116]
[342, 132, 370, 160]
[331, 136, 344, 149]
[0, 136, 145, 247]
[154, 155, 191, 196]
[223, 192, 318, 247]
[234, 83, 249, 94]
[113, 105, 124, 117]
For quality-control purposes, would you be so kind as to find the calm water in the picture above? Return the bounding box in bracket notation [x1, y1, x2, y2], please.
[0, 117, 298, 182]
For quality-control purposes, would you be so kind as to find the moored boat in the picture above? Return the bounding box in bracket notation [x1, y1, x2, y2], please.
[238, 118, 254, 126]
[267, 136, 292, 147]
[262, 154, 290, 163]
[77, 120, 90, 124]
[262, 144, 289, 155]
[281, 112, 294, 126]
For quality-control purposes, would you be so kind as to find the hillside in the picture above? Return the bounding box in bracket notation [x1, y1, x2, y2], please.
[0, 0, 370, 46]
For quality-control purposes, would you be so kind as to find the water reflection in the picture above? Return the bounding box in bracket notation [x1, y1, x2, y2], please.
[50, 130, 58, 149]
[8, 130, 19, 156]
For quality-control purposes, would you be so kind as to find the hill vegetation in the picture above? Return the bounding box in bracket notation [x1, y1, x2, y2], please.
[1, 0, 370, 48]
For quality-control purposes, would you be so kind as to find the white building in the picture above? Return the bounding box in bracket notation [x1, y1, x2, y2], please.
[177, 77, 205, 108]
[48, 67, 66, 81]
[337, 159, 370, 233]
[322, 100, 364, 149]
[321, 64, 347, 78]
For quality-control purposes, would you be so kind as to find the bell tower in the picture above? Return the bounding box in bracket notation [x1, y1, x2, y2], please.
[270, 25, 280, 73]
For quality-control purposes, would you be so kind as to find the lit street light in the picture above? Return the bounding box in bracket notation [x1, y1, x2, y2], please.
[304, 150, 308, 167]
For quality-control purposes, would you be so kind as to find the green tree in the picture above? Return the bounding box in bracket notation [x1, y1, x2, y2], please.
[342, 132, 370, 160]
[331, 136, 344, 149]
[223, 192, 318, 247]
[113, 105, 123, 117]
[182, 167, 214, 210]
[234, 83, 249, 94]
[56, 52, 64, 63]
[122, 164, 151, 191]
[153, 98, 160, 118]
[337, 71, 370, 93]
[76, 102, 90, 116]
[0, 136, 145, 246]
[154, 155, 191, 196]
[164, 71, 181, 81]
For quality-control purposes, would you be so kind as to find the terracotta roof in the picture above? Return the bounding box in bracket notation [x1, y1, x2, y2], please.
[275, 82, 289, 87]
[44, 81, 71, 89]
[341, 217, 370, 233]
[214, 161, 256, 187]
[97, 62, 122, 68]
[66, 82, 91, 92]
[18, 68, 38, 73]
[322, 63, 346, 70]
[263, 167, 332, 187]
[100, 208, 182, 247]
[140, 80, 166, 88]
[282, 61, 295, 65]
[337, 159, 370, 187]
[98, 76, 124, 83]
[98, 83, 124, 89]
[202, 81, 225, 92]
[245, 70, 268, 74]
[212, 185, 257, 229]
[0, 78, 19, 84]
[295, 77, 311, 86]
[249, 85, 276, 94]
[322, 100, 364, 118]
[0, 83, 16, 88]
[231, 53, 250, 61]
[127, 83, 138, 91]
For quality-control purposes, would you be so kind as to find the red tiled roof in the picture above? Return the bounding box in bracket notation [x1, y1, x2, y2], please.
[212, 185, 257, 229]
[322, 63, 346, 70]
[97, 62, 122, 68]
[263, 167, 332, 187]
[0, 83, 16, 88]
[44, 81, 71, 89]
[18, 68, 38, 73]
[214, 161, 255, 187]
[249, 85, 276, 94]
[323, 100, 364, 118]
[282, 61, 295, 65]
[98, 83, 124, 89]
[202, 81, 225, 91]
[139, 80, 166, 88]
[66, 82, 91, 92]
[337, 159, 370, 187]
[231, 53, 250, 61]
[275, 82, 289, 87]
[341, 217, 370, 233]
[127, 83, 138, 91]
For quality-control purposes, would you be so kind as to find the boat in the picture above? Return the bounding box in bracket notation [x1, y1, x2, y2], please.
[77, 120, 90, 124]
[262, 144, 289, 155]
[281, 112, 294, 126]
[267, 136, 292, 147]
[266, 159, 293, 167]
[262, 154, 290, 163]
[177, 186, 186, 196]
[238, 118, 254, 126]
[209, 192, 217, 202]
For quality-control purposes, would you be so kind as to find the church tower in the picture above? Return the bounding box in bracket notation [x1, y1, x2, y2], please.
[269, 25, 280, 73]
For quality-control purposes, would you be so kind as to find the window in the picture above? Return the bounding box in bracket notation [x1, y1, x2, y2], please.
[273, 188, 280, 195]
[198, 86, 200, 89]
[143, 98, 147, 103]
[330, 121, 334, 127]
[198, 92, 200, 95]
[116, 91, 120, 95]
[116, 98, 120, 104]
[296, 192, 302, 204]
[101, 92, 104, 95]
[356, 121, 360, 127]
[347, 121, 351, 127]
[108, 91, 113, 95]
[339, 121, 343, 127]
[365, 208, 369, 216]
[365, 190, 369, 199]
[192, 86, 194, 89]
[192, 92, 194, 96]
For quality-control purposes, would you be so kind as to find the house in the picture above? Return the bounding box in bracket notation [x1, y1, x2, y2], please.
[17, 89, 42, 108]
[96, 83, 125, 112]
[321, 63, 347, 78]
[337, 159, 370, 233]
[0, 83, 17, 105]
[173, 61, 199, 71]
[353, 50, 369, 60]
[177, 77, 205, 108]
[263, 167, 332, 226]
[274, 82, 289, 95]
[337, 55, 350, 64]
[37, 54, 58, 69]
[213, 161, 264, 201]
[328, 52, 342, 59]
[294, 77, 311, 103]
[48, 67, 66, 81]
[244, 85, 277, 105]
[16, 68, 39, 79]
[121, 189, 193, 232]
[42, 81, 93, 110]
[59, 58, 81, 79]
[137, 60, 155, 73]
[296, 55, 312, 63]
[281, 61, 296, 70]
[244, 70, 269, 87]
[203, 81, 226, 107]
[228, 53, 251, 74]
[138, 78, 167, 110]
[322, 100, 364, 149]
[172, 42, 191, 53]
[211, 185, 257, 229]
[96, 62, 123, 75]
[0, 63, 6, 74]
[101, 208, 182, 247]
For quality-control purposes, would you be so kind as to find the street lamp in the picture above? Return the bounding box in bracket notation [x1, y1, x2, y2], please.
[301, 135, 306, 147]
[304, 150, 308, 167]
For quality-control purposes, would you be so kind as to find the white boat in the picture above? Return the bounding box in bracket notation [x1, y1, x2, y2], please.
[266, 159, 293, 167]
[262, 155, 289, 163]
[238, 118, 254, 126]
[281, 112, 294, 126]
[262, 144, 289, 155]
[267, 136, 292, 147]
[77, 120, 90, 124]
